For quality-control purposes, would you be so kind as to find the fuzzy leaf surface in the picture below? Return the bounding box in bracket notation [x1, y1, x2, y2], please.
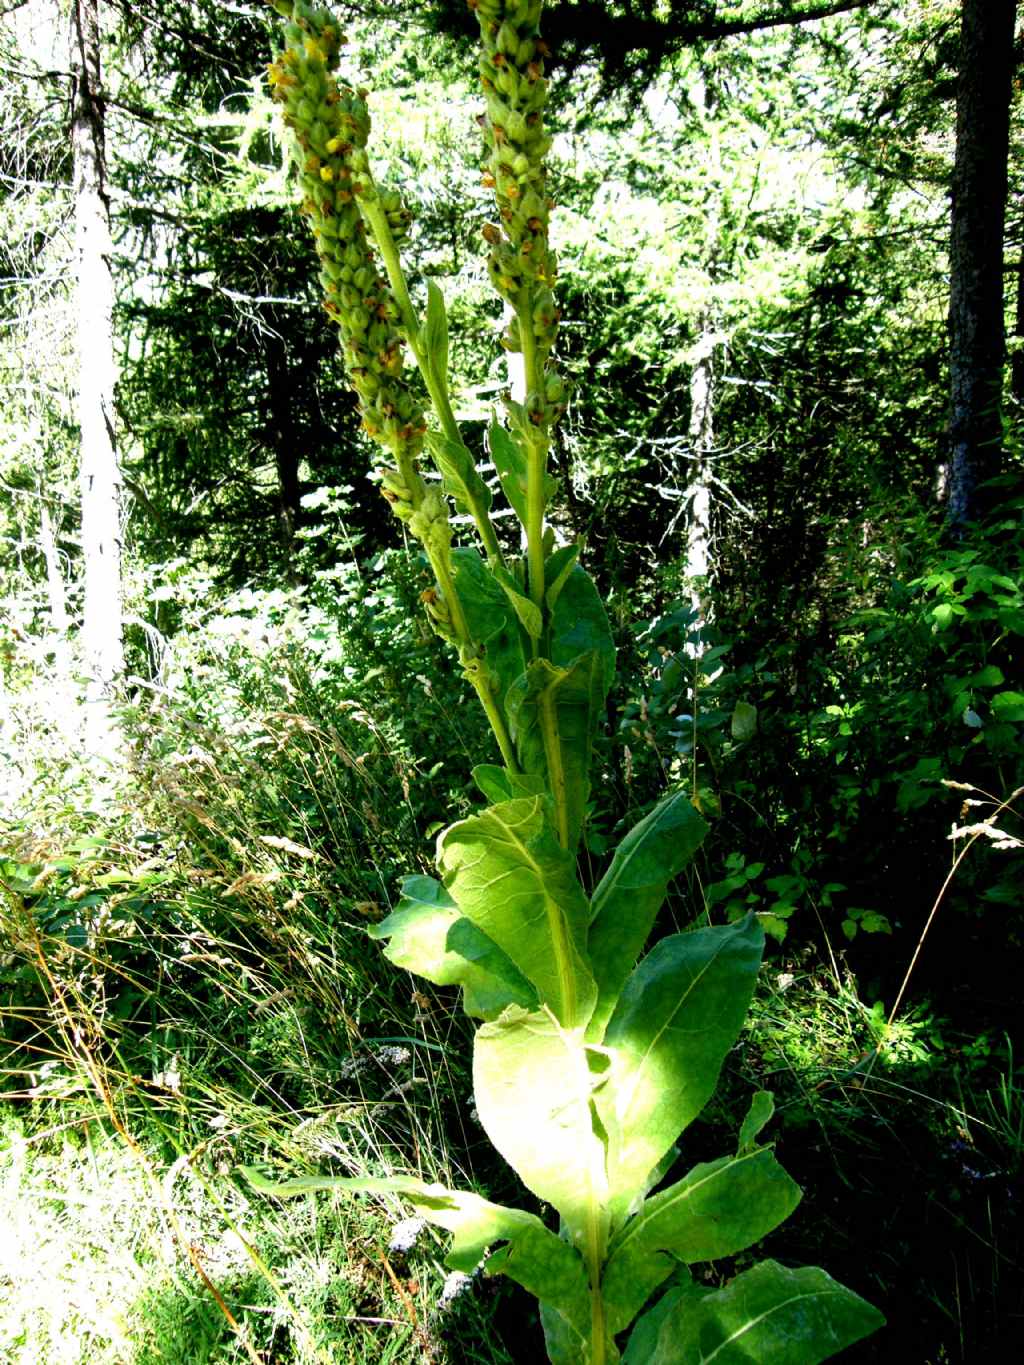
[472, 764, 547, 804]
[507, 654, 607, 853]
[622, 1260, 885, 1363]
[473, 1005, 607, 1236]
[587, 792, 709, 1040]
[451, 548, 526, 711]
[550, 564, 616, 690]
[488, 421, 529, 525]
[599, 917, 765, 1214]
[437, 796, 595, 1027]
[368, 874, 536, 1019]
[493, 563, 543, 639]
[541, 1298, 620, 1365]
[602, 1149, 802, 1335]
[428, 434, 492, 517]
[544, 543, 580, 610]
[423, 279, 449, 385]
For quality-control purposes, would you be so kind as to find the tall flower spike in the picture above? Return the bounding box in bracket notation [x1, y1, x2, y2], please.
[269, 2, 522, 773]
[470, 0, 565, 429]
[267, 0, 427, 518]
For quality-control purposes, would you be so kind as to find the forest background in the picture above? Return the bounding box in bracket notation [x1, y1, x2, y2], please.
[1, 0, 1022, 1362]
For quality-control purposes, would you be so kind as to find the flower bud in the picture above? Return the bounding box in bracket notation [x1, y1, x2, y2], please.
[496, 22, 519, 56]
[515, 37, 534, 66]
[544, 373, 565, 405]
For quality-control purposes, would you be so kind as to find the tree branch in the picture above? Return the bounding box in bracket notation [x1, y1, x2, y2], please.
[540, 0, 886, 60]
[696, 0, 884, 42]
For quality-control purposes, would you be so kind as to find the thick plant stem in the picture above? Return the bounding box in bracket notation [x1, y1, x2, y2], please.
[360, 194, 505, 570]
[538, 683, 570, 848]
[581, 1134, 610, 1365]
[584, 1231, 608, 1365]
[589, 1281, 608, 1365]
[516, 285, 548, 621]
[470, 674, 520, 773]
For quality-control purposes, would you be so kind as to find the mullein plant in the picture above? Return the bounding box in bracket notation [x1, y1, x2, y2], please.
[247, 2, 884, 1361]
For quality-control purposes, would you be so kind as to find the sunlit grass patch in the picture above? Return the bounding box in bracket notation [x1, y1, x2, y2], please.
[0, 1103, 515, 1364]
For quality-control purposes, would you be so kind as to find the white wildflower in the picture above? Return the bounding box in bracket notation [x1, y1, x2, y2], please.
[438, 1269, 473, 1309]
[389, 1216, 426, 1254]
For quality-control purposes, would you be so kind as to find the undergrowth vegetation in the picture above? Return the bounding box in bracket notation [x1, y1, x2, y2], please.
[3, 508, 1022, 1359]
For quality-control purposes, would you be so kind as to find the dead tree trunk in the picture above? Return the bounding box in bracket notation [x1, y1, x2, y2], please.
[680, 71, 723, 626]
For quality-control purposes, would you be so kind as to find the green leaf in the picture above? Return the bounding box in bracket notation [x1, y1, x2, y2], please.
[488, 421, 529, 525]
[602, 1149, 802, 1335]
[738, 1090, 776, 1153]
[368, 874, 537, 1019]
[493, 563, 543, 639]
[507, 654, 608, 854]
[473, 1006, 608, 1239]
[622, 1260, 884, 1363]
[598, 917, 765, 1215]
[550, 566, 616, 692]
[992, 690, 1024, 722]
[587, 793, 709, 1041]
[969, 664, 1005, 688]
[621, 1276, 686, 1362]
[451, 548, 527, 712]
[472, 764, 547, 804]
[427, 434, 493, 518]
[545, 543, 581, 610]
[437, 796, 596, 1028]
[241, 1168, 589, 1326]
[540, 1299, 594, 1365]
[423, 279, 448, 386]
[730, 701, 758, 741]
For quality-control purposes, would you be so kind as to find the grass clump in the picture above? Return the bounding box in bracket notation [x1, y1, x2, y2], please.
[0, 581, 517, 1363]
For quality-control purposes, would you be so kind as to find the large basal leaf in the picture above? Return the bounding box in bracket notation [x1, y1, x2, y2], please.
[241, 1168, 590, 1329]
[473, 1005, 608, 1239]
[451, 547, 527, 711]
[507, 654, 607, 853]
[598, 916, 765, 1215]
[622, 1260, 885, 1363]
[367, 874, 537, 1019]
[602, 1148, 803, 1335]
[437, 796, 595, 1028]
[587, 792, 709, 1041]
[550, 564, 616, 692]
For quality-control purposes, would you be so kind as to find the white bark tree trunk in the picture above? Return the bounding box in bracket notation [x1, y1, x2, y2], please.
[71, 0, 124, 757]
